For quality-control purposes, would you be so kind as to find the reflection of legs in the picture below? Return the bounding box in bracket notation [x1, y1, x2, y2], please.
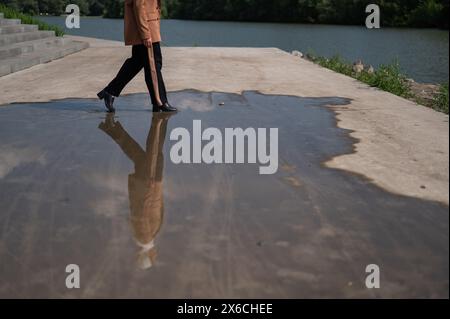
[105, 46, 145, 97]
[145, 115, 170, 181]
[98, 114, 145, 165]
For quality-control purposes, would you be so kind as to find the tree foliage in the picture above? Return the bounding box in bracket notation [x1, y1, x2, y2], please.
[163, 0, 449, 28]
[0, 0, 105, 16]
[0, 0, 448, 28]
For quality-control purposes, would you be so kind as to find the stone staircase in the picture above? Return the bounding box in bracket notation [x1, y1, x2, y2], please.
[0, 12, 89, 76]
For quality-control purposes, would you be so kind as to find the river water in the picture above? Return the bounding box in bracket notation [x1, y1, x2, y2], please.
[36, 16, 449, 84]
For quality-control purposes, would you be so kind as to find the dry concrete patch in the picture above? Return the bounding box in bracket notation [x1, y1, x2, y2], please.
[0, 35, 448, 204]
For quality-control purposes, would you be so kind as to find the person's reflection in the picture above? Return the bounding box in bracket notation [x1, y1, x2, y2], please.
[98, 112, 174, 269]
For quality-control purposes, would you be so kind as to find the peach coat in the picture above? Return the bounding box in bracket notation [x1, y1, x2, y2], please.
[124, 0, 162, 45]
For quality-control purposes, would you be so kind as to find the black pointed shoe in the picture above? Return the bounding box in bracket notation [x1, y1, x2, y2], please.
[153, 102, 178, 113]
[97, 89, 116, 113]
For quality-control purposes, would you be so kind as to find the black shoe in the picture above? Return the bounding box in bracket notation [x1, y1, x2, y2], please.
[97, 89, 116, 113]
[153, 102, 178, 113]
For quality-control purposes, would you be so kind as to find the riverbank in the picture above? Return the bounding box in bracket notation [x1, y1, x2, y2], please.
[410, 81, 449, 113]
[297, 52, 449, 114]
[0, 35, 448, 205]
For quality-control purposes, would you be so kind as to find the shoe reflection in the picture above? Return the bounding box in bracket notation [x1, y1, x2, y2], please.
[98, 112, 175, 270]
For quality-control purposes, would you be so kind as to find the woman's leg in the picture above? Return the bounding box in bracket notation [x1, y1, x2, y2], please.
[152, 43, 168, 105]
[104, 45, 145, 97]
[143, 42, 168, 106]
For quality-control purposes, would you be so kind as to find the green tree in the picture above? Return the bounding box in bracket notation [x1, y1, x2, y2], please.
[88, 0, 105, 16]
[103, 0, 124, 18]
[69, 0, 90, 15]
[1, 0, 448, 28]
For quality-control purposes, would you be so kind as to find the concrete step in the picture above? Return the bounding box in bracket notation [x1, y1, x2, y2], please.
[0, 40, 89, 77]
[0, 24, 38, 34]
[0, 30, 54, 46]
[0, 37, 66, 59]
[0, 18, 21, 26]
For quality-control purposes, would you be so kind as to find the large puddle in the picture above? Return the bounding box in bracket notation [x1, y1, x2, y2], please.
[0, 91, 448, 298]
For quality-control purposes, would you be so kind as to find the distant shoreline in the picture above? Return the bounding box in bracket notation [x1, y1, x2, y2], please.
[32, 15, 449, 84]
[39, 14, 450, 31]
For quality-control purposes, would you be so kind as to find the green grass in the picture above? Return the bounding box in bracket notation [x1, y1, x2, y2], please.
[356, 63, 412, 99]
[310, 55, 354, 77]
[307, 53, 449, 114]
[432, 84, 449, 114]
[0, 4, 64, 36]
[308, 54, 412, 99]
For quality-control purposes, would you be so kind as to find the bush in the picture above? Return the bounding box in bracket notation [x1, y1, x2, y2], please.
[103, 0, 123, 19]
[0, 3, 64, 36]
[312, 55, 354, 76]
[309, 54, 411, 98]
[409, 0, 446, 28]
[433, 84, 449, 114]
[88, 0, 105, 16]
[357, 63, 411, 98]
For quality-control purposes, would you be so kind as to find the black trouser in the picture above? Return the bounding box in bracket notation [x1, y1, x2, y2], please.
[105, 43, 168, 106]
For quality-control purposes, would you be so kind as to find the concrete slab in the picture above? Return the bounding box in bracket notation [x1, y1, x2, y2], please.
[0, 30, 54, 46]
[0, 92, 447, 298]
[0, 36, 447, 205]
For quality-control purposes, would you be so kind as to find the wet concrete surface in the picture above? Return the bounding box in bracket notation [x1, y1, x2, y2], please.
[0, 90, 448, 298]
